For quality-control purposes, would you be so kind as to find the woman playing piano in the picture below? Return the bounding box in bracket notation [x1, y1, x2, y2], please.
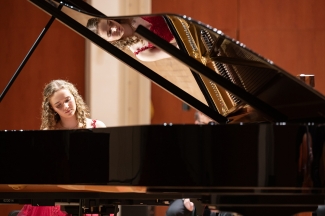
[17, 79, 106, 216]
[16, 80, 197, 216]
[40, 79, 106, 130]
[87, 16, 177, 62]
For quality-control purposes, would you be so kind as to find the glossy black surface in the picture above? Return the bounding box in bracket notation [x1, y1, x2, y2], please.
[1, 124, 325, 215]
[1, 124, 324, 190]
[0, 129, 110, 184]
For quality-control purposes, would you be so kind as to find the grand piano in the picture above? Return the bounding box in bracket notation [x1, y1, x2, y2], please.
[1, 0, 325, 216]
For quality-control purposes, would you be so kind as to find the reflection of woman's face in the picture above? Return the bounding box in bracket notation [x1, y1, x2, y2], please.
[97, 19, 124, 41]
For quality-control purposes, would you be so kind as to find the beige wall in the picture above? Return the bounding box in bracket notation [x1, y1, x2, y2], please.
[86, 0, 151, 127]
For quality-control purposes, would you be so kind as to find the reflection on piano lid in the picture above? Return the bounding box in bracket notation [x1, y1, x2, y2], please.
[27, 0, 325, 124]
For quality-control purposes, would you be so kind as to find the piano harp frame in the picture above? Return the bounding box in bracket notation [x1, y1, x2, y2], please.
[134, 26, 287, 122]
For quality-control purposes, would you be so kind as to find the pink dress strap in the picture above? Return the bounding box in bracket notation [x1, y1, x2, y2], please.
[91, 119, 97, 128]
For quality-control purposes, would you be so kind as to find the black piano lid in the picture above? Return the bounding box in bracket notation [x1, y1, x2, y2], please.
[28, 0, 325, 124]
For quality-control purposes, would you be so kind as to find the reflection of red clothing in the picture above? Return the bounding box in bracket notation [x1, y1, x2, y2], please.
[17, 205, 69, 216]
[134, 16, 174, 55]
[17, 205, 114, 216]
[142, 16, 174, 43]
[17, 206, 112, 216]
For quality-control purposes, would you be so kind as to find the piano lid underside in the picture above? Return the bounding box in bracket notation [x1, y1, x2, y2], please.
[32, 0, 325, 123]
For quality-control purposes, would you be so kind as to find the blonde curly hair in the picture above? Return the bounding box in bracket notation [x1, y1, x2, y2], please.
[87, 17, 142, 50]
[40, 80, 90, 130]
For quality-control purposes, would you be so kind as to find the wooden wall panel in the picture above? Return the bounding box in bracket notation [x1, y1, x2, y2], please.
[239, 0, 325, 30]
[0, 0, 85, 130]
[239, 0, 325, 95]
[153, 0, 238, 31]
[239, 30, 325, 93]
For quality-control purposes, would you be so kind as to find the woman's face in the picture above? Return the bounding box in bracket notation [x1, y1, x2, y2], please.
[50, 88, 77, 119]
[97, 19, 124, 41]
